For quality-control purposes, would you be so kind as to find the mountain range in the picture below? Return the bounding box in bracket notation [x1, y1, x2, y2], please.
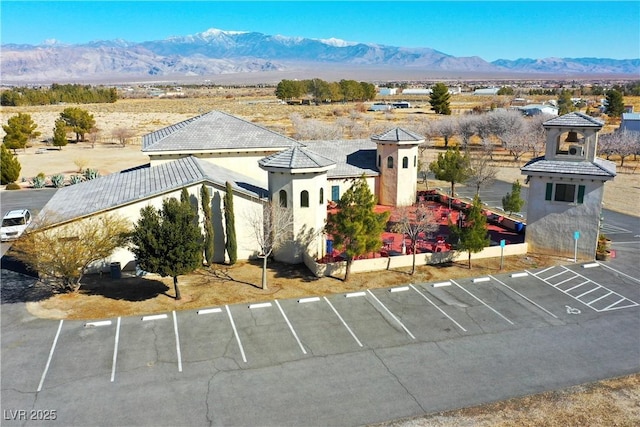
[2, 28, 638, 84]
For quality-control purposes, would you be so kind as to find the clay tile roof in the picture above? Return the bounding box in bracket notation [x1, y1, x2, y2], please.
[543, 112, 604, 128]
[258, 146, 336, 170]
[371, 127, 425, 143]
[142, 110, 301, 152]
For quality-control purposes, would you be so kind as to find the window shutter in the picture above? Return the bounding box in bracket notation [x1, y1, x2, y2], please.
[545, 183, 553, 201]
[577, 185, 585, 204]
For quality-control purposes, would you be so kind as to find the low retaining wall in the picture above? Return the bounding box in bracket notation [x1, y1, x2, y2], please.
[305, 243, 528, 278]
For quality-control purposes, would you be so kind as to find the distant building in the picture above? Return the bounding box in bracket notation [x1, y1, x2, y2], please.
[473, 87, 500, 95]
[620, 113, 640, 133]
[518, 104, 559, 116]
[402, 88, 432, 95]
[378, 88, 397, 96]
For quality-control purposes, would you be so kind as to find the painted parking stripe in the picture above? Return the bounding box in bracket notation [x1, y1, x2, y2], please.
[588, 291, 614, 305]
[110, 317, 121, 382]
[450, 279, 515, 325]
[489, 275, 558, 319]
[366, 290, 415, 339]
[225, 305, 247, 363]
[274, 300, 307, 355]
[249, 302, 272, 309]
[172, 311, 183, 372]
[37, 320, 63, 392]
[346, 291, 366, 298]
[564, 280, 590, 293]
[323, 297, 363, 347]
[597, 262, 640, 284]
[298, 297, 320, 303]
[84, 320, 111, 328]
[390, 286, 409, 293]
[409, 284, 467, 332]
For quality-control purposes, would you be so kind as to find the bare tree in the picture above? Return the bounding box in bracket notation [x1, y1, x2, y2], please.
[11, 213, 131, 293]
[87, 126, 100, 149]
[391, 205, 439, 275]
[466, 149, 498, 195]
[433, 116, 458, 148]
[457, 115, 477, 148]
[290, 113, 342, 140]
[599, 130, 639, 167]
[488, 109, 525, 148]
[525, 114, 553, 158]
[246, 201, 294, 289]
[111, 127, 135, 147]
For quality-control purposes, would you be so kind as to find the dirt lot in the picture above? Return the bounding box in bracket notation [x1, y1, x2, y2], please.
[2, 91, 639, 426]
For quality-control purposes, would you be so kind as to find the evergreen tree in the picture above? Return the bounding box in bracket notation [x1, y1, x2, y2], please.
[2, 113, 40, 153]
[130, 198, 202, 300]
[502, 180, 525, 215]
[60, 107, 96, 142]
[200, 184, 214, 266]
[325, 175, 389, 281]
[224, 181, 238, 265]
[450, 195, 490, 269]
[0, 144, 21, 184]
[429, 83, 451, 115]
[557, 90, 576, 115]
[52, 118, 68, 150]
[605, 89, 625, 117]
[180, 187, 190, 205]
[429, 147, 471, 199]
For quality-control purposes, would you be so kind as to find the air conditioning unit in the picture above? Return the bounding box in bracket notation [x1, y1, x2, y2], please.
[568, 145, 584, 156]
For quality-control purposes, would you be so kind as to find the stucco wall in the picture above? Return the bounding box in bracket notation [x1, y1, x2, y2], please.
[305, 243, 528, 278]
[525, 176, 604, 259]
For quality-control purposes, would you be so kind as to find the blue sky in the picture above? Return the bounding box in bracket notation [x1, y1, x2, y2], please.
[2, 1, 639, 61]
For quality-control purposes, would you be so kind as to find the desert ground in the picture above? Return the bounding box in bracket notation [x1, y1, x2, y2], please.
[2, 90, 639, 426]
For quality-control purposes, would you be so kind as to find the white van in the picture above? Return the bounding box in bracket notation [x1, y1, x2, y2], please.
[1, 209, 32, 241]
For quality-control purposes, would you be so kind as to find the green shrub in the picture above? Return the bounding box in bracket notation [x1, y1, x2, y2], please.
[5, 182, 21, 190]
[31, 175, 46, 188]
[51, 174, 65, 188]
[83, 168, 100, 180]
[69, 175, 84, 185]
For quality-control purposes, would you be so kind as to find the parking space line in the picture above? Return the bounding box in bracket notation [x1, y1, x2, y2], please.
[172, 311, 182, 372]
[536, 266, 555, 276]
[366, 290, 415, 339]
[111, 317, 121, 382]
[588, 291, 613, 305]
[546, 270, 572, 281]
[575, 285, 601, 299]
[564, 280, 590, 293]
[554, 275, 579, 287]
[249, 302, 272, 309]
[225, 305, 247, 363]
[298, 297, 320, 303]
[597, 262, 640, 284]
[323, 297, 363, 347]
[529, 266, 639, 312]
[489, 275, 558, 319]
[37, 320, 63, 392]
[409, 284, 467, 332]
[198, 307, 222, 315]
[274, 300, 307, 355]
[142, 314, 167, 321]
[450, 279, 515, 325]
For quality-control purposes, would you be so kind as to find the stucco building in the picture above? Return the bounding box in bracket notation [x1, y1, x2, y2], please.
[38, 110, 423, 271]
[521, 112, 616, 259]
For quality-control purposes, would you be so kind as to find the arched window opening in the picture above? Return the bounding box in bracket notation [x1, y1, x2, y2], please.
[387, 156, 394, 169]
[402, 156, 409, 168]
[300, 190, 309, 207]
[319, 188, 324, 204]
[279, 189, 287, 208]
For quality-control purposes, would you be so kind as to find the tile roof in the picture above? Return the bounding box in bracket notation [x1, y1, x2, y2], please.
[371, 127, 424, 143]
[543, 112, 604, 128]
[39, 157, 268, 226]
[301, 139, 378, 178]
[521, 156, 616, 178]
[258, 146, 336, 170]
[142, 110, 301, 152]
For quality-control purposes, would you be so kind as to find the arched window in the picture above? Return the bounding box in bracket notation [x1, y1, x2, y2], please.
[300, 190, 309, 207]
[319, 188, 324, 204]
[402, 156, 409, 168]
[378, 155, 381, 167]
[414, 155, 417, 167]
[387, 156, 394, 169]
[279, 189, 287, 208]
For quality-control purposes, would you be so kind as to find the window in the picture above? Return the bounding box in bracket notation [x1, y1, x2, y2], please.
[300, 190, 309, 207]
[545, 183, 585, 203]
[414, 156, 417, 167]
[279, 189, 287, 207]
[377, 155, 381, 168]
[331, 185, 339, 201]
[387, 156, 394, 169]
[402, 156, 409, 168]
[319, 188, 324, 204]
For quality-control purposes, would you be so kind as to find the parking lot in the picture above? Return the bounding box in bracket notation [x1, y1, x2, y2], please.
[26, 262, 638, 393]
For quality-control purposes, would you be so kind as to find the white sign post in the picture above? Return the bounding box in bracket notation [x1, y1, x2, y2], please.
[499, 239, 506, 270]
[573, 231, 580, 263]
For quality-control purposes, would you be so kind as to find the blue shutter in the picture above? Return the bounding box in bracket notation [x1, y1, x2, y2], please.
[577, 185, 585, 204]
[545, 183, 553, 201]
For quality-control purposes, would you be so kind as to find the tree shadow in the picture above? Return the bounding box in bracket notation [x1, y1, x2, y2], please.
[194, 265, 261, 289]
[79, 274, 171, 301]
[1, 269, 56, 304]
[270, 260, 322, 283]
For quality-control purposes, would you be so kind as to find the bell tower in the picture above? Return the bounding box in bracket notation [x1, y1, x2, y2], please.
[521, 112, 616, 259]
[373, 127, 424, 206]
